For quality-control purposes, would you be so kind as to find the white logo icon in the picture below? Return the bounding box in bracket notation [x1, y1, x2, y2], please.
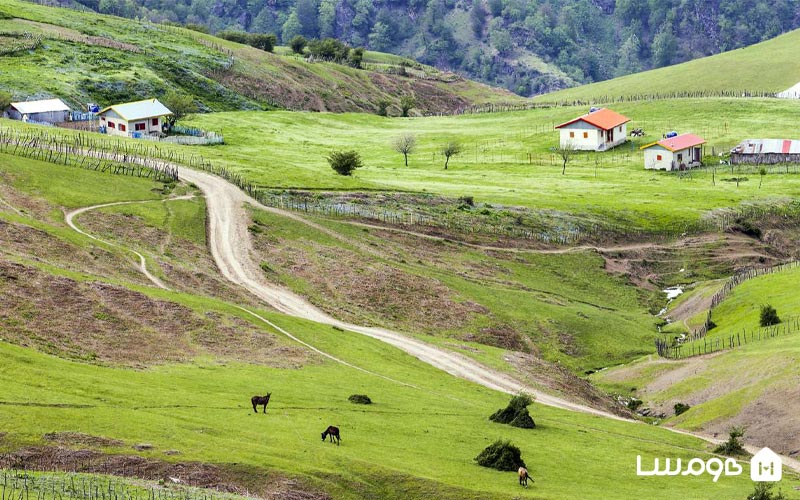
[751, 447, 782, 482]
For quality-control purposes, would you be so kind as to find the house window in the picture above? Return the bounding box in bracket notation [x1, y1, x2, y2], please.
[119, 124, 127, 132]
[100, 117, 106, 122]
[152, 118, 159, 126]
[135, 122, 146, 131]
[619, 126, 622, 132]
[678, 153, 683, 161]
[108, 122, 115, 129]
[656, 154, 662, 161]
[569, 131, 575, 138]
[583, 132, 588, 139]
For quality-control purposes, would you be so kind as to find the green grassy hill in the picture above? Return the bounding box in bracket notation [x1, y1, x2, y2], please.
[535, 28, 800, 103]
[0, 0, 518, 114]
[592, 265, 800, 457]
[3, 153, 791, 499]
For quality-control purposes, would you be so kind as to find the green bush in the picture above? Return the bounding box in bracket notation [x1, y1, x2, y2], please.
[714, 426, 746, 456]
[217, 31, 276, 52]
[490, 394, 536, 429]
[289, 35, 307, 54]
[348, 394, 372, 404]
[748, 482, 787, 500]
[673, 402, 691, 416]
[760, 305, 780, 327]
[475, 440, 525, 471]
[327, 150, 363, 176]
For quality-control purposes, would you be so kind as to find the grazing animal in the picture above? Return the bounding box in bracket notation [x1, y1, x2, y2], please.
[518, 467, 532, 487]
[321, 425, 340, 445]
[251, 393, 271, 414]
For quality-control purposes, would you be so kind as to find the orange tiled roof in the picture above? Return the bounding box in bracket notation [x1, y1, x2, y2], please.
[555, 108, 631, 131]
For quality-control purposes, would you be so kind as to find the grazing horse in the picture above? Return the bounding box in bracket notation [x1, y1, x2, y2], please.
[321, 425, 340, 445]
[518, 467, 532, 487]
[251, 393, 271, 414]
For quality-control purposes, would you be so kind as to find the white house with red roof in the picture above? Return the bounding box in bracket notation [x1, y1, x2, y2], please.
[555, 107, 631, 151]
[640, 133, 705, 171]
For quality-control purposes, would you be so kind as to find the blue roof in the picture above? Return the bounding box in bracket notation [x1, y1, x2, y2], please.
[99, 99, 173, 121]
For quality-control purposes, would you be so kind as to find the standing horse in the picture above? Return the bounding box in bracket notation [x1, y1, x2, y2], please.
[251, 393, 271, 413]
[518, 467, 532, 487]
[321, 425, 340, 445]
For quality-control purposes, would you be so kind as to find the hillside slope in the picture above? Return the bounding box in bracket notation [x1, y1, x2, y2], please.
[0, 0, 518, 114]
[536, 27, 800, 103]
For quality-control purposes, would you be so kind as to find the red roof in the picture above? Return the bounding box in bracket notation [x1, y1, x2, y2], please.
[555, 108, 631, 131]
[641, 133, 706, 152]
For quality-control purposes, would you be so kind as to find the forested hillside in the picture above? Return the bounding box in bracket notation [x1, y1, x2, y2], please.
[51, 0, 800, 96]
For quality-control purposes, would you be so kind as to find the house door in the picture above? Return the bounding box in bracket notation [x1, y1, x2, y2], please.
[607, 128, 614, 143]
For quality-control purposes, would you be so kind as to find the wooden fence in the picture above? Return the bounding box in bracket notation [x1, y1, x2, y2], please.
[0, 128, 178, 183]
[656, 316, 800, 359]
[656, 261, 800, 358]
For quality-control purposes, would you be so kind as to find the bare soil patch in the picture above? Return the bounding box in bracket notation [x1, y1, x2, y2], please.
[77, 209, 257, 306]
[0, 260, 310, 368]
[505, 352, 632, 418]
[43, 432, 124, 448]
[0, 446, 330, 500]
[253, 237, 482, 334]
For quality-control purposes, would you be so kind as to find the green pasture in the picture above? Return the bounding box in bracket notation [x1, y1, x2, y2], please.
[535, 28, 800, 103]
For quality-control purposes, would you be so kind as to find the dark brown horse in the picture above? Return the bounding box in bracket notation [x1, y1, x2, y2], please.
[321, 425, 340, 445]
[251, 393, 271, 413]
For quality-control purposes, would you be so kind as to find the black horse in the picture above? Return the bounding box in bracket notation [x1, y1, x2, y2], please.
[321, 425, 340, 445]
[251, 393, 271, 413]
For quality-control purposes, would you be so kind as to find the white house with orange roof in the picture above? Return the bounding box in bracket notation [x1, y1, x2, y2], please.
[641, 133, 706, 170]
[555, 107, 631, 151]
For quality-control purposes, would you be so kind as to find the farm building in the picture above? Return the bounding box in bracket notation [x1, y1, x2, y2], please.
[555, 108, 631, 151]
[730, 139, 800, 164]
[641, 133, 705, 171]
[98, 99, 172, 138]
[4, 98, 70, 124]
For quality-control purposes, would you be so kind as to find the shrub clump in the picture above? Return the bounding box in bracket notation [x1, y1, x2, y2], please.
[348, 394, 372, 405]
[760, 304, 781, 327]
[327, 150, 364, 176]
[489, 394, 536, 429]
[475, 440, 525, 471]
[673, 402, 691, 416]
[714, 426, 746, 456]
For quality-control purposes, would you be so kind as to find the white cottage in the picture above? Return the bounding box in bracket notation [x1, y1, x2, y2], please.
[641, 133, 705, 171]
[5, 98, 70, 124]
[98, 99, 172, 138]
[555, 108, 631, 151]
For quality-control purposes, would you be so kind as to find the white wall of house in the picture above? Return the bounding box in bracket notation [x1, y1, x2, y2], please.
[100, 111, 164, 138]
[644, 145, 674, 170]
[559, 122, 602, 150]
[644, 145, 700, 170]
[560, 121, 629, 151]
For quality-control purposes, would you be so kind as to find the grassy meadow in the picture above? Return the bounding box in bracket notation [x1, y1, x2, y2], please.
[4, 155, 795, 498]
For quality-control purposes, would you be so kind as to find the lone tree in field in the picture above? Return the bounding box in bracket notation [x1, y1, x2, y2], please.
[490, 393, 536, 429]
[399, 95, 416, 117]
[760, 304, 781, 327]
[748, 482, 787, 500]
[376, 99, 390, 116]
[289, 35, 307, 54]
[759, 167, 767, 188]
[162, 91, 197, 126]
[327, 150, 363, 176]
[441, 141, 462, 170]
[553, 141, 577, 175]
[475, 440, 526, 471]
[393, 133, 417, 167]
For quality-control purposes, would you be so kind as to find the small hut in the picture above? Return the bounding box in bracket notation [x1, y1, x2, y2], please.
[98, 99, 172, 138]
[554, 108, 631, 151]
[730, 139, 800, 165]
[5, 98, 70, 124]
[641, 133, 705, 171]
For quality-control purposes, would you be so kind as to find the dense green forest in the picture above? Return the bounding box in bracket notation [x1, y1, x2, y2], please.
[52, 0, 800, 95]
